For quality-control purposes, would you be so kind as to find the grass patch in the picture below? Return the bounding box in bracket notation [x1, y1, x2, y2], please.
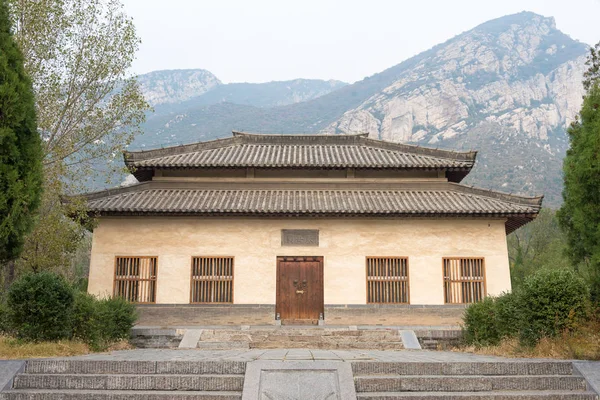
[0, 335, 133, 359]
[454, 319, 600, 360]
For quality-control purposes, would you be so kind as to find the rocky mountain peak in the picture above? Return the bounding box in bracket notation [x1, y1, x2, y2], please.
[323, 12, 589, 205]
[474, 11, 556, 34]
[137, 69, 221, 106]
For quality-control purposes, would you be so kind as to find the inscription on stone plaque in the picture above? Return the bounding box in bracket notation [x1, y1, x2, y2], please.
[281, 229, 319, 247]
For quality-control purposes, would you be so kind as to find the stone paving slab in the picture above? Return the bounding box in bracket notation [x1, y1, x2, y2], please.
[0, 361, 25, 391]
[241, 361, 356, 400]
[399, 330, 422, 350]
[178, 329, 203, 349]
[51, 349, 556, 363]
[574, 362, 600, 395]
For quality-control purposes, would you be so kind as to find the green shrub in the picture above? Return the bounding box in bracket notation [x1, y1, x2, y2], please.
[519, 269, 590, 346]
[96, 297, 137, 342]
[71, 292, 137, 350]
[0, 300, 10, 334]
[7, 272, 74, 341]
[494, 291, 522, 339]
[71, 291, 102, 348]
[462, 296, 501, 346]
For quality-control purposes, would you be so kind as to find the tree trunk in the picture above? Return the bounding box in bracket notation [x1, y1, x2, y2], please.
[4, 259, 16, 290]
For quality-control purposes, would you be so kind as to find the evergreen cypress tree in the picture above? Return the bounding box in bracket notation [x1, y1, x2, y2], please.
[0, 0, 43, 265]
[557, 42, 600, 302]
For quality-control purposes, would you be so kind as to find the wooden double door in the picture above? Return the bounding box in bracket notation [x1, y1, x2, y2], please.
[276, 256, 324, 324]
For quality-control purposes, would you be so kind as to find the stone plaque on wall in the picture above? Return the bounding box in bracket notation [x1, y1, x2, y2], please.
[281, 229, 319, 247]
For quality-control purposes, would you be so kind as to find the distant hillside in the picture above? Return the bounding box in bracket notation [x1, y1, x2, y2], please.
[132, 12, 589, 206]
[177, 79, 347, 109]
[137, 69, 221, 106]
[137, 69, 347, 108]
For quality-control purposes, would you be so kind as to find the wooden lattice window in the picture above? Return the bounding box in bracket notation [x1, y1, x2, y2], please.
[114, 256, 157, 303]
[191, 257, 234, 303]
[366, 257, 409, 304]
[443, 257, 486, 304]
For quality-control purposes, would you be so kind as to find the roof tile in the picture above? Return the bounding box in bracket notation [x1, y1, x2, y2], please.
[125, 133, 476, 173]
[87, 188, 539, 216]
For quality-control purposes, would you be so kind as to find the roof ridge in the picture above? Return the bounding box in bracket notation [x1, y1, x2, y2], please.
[124, 135, 242, 163]
[73, 181, 151, 201]
[232, 130, 369, 138]
[448, 182, 544, 207]
[359, 136, 476, 161]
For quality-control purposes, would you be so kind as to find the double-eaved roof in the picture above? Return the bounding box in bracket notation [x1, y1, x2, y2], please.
[80, 132, 543, 234]
[125, 132, 477, 182]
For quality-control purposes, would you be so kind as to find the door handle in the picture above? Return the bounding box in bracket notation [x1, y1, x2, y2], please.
[296, 290, 305, 294]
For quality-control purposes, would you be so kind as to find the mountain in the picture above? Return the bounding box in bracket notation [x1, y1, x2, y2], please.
[325, 12, 588, 206]
[137, 69, 347, 108]
[129, 12, 588, 206]
[137, 69, 221, 106]
[173, 79, 347, 109]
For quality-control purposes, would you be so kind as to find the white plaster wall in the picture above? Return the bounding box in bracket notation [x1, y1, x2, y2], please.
[88, 217, 511, 305]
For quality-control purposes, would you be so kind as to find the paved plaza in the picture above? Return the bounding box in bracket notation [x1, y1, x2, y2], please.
[57, 348, 572, 362]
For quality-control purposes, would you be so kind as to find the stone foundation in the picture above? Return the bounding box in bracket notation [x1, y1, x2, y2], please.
[135, 304, 465, 327]
[324, 304, 465, 326]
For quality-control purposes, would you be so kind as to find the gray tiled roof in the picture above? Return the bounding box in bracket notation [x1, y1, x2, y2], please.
[84, 183, 542, 233]
[125, 132, 476, 173]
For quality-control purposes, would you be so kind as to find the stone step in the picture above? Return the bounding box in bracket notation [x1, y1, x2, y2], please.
[354, 375, 588, 392]
[0, 389, 241, 400]
[198, 336, 403, 346]
[196, 342, 250, 350]
[351, 362, 574, 376]
[250, 341, 405, 350]
[130, 329, 183, 349]
[355, 391, 598, 400]
[201, 329, 401, 339]
[24, 360, 246, 375]
[253, 335, 402, 344]
[12, 374, 244, 391]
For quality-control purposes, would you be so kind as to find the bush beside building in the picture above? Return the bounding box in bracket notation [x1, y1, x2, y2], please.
[1, 272, 137, 350]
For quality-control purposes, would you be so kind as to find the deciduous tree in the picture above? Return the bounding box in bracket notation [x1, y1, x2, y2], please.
[508, 208, 571, 289]
[9, 0, 149, 179]
[5, 0, 149, 281]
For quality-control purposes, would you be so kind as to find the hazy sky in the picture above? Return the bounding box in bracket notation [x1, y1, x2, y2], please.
[122, 0, 600, 84]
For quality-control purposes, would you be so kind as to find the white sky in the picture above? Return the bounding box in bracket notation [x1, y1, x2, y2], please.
[122, 0, 600, 84]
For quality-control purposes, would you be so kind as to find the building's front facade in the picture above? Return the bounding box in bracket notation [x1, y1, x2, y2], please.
[83, 132, 542, 326]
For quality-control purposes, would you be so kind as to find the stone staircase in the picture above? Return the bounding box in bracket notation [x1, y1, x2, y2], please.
[1, 359, 597, 399]
[352, 361, 598, 399]
[0, 360, 245, 400]
[197, 327, 405, 350]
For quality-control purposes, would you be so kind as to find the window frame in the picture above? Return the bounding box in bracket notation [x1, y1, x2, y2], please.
[190, 256, 235, 304]
[365, 256, 410, 304]
[442, 257, 487, 304]
[113, 256, 158, 304]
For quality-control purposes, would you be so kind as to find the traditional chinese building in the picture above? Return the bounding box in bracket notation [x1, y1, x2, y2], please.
[82, 132, 542, 326]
